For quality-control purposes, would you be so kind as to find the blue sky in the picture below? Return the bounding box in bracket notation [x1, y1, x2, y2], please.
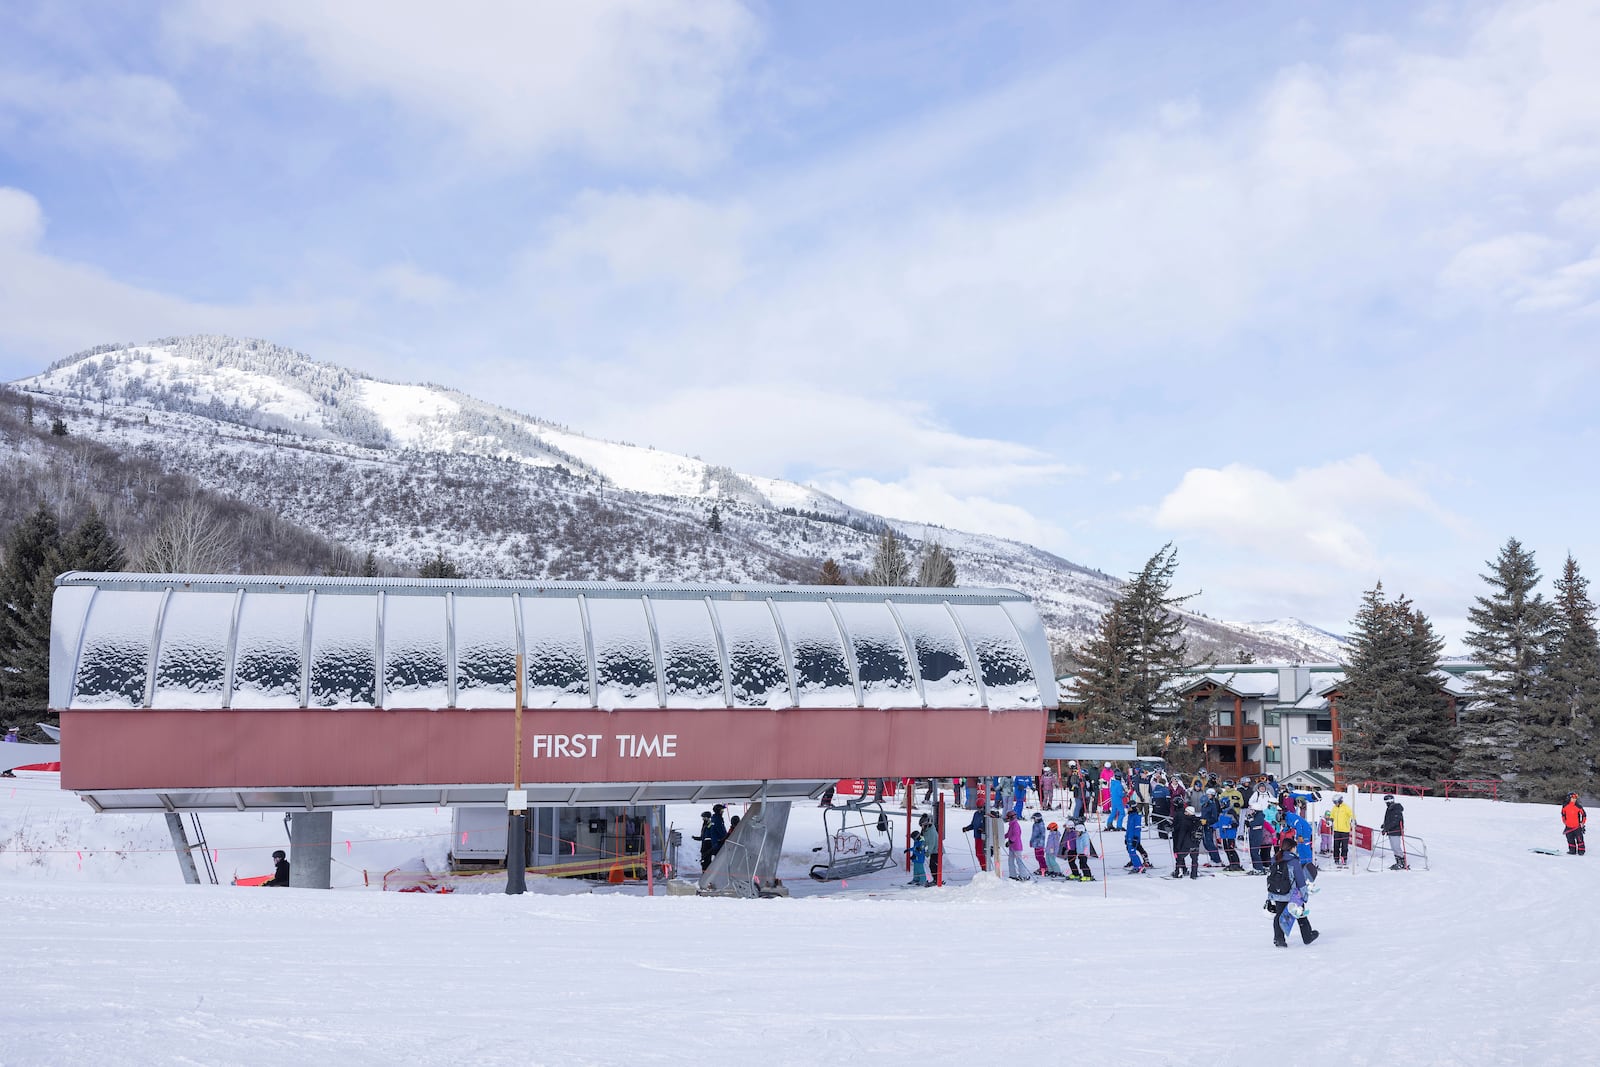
[3, 0, 1598, 646]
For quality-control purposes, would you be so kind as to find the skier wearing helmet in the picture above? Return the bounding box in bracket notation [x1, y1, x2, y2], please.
[1171, 804, 1201, 879]
[1562, 794, 1587, 855]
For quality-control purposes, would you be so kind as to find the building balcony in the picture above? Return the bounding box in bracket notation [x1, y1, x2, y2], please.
[1203, 758, 1262, 780]
[1204, 723, 1260, 744]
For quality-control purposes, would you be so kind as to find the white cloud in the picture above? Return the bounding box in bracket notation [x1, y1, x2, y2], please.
[817, 471, 1069, 552]
[0, 187, 46, 247]
[0, 69, 193, 159]
[1153, 456, 1460, 571]
[171, 0, 758, 169]
[531, 190, 751, 298]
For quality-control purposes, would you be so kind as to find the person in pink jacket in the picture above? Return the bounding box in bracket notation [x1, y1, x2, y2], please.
[1100, 762, 1115, 813]
[1004, 811, 1031, 881]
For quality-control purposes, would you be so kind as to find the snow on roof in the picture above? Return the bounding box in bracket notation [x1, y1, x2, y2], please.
[52, 573, 1056, 712]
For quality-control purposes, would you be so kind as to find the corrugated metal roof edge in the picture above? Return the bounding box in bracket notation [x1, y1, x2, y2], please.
[55, 572, 1032, 604]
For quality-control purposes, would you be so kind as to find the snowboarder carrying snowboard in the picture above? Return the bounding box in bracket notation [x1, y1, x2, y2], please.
[1562, 794, 1587, 856]
[1265, 831, 1319, 948]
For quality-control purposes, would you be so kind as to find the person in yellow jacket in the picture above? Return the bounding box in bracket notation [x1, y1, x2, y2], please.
[1329, 796, 1357, 867]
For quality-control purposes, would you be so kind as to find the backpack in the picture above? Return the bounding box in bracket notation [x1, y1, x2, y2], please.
[1266, 859, 1292, 895]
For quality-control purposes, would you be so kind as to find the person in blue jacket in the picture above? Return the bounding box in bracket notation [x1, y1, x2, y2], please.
[1150, 773, 1172, 839]
[1123, 803, 1149, 871]
[1107, 772, 1127, 831]
[963, 807, 988, 871]
[1283, 807, 1317, 880]
[706, 804, 729, 857]
[1216, 807, 1243, 871]
[1245, 807, 1269, 873]
[1012, 775, 1033, 818]
[1200, 789, 1225, 865]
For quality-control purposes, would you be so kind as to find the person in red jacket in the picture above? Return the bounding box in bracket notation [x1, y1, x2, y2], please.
[1562, 794, 1586, 856]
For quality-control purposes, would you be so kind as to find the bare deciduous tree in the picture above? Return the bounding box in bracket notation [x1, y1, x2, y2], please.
[138, 499, 239, 574]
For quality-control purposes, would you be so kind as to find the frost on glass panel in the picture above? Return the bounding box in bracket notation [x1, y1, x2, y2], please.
[895, 602, 978, 706]
[520, 597, 589, 709]
[382, 594, 449, 708]
[454, 595, 518, 708]
[586, 597, 658, 709]
[776, 601, 855, 708]
[651, 598, 724, 708]
[713, 600, 791, 709]
[72, 590, 163, 707]
[309, 595, 378, 707]
[152, 591, 234, 708]
[952, 604, 1038, 708]
[834, 601, 917, 708]
[232, 592, 308, 708]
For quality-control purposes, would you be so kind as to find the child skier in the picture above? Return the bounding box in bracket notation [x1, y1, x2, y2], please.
[909, 830, 928, 886]
[1066, 820, 1095, 880]
[1044, 822, 1065, 877]
[1030, 812, 1049, 875]
[1004, 811, 1030, 881]
[1124, 803, 1149, 872]
[963, 807, 988, 871]
[1217, 807, 1243, 871]
[1265, 829, 1320, 948]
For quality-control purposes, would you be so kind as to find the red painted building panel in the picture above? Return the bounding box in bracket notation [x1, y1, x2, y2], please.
[61, 708, 1045, 791]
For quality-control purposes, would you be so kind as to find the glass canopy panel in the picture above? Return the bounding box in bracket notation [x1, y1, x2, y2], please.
[895, 602, 979, 706]
[712, 600, 791, 709]
[586, 597, 659, 709]
[152, 591, 234, 708]
[454, 595, 518, 709]
[833, 601, 917, 708]
[381, 594, 449, 708]
[651, 598, 725, 709]
[231, 591, 308, 708]
[951, 603, 1038, 708]
[519, 596, 590, 709]
[776, 601, 855, 708]
[309, 595, 378, 708]
[72, 590, 164, 707]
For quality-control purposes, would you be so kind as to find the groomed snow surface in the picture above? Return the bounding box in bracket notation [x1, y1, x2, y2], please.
[1, 774, 1592, 1066]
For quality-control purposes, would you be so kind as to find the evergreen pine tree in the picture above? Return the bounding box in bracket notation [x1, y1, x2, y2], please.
[706, 505, 723, 533]
[863, 529, 911, 586]
[1337, 584, 1454, 788]
[361, 550, 380, 578]
[916, 542, 957, 588]
[61, 506, 128, 573]
[50, 415, 68, 436]
[420, 551, 463, 579]
[1458, 538, 1557, 793]
[1531, 554, 1600, 801]
[817, 558, 846, 586]
[23, 394, 34, 426]
[0, 505, 63, 715]
[8, 550, 63, 716]
[1071, 545, 1198, 766]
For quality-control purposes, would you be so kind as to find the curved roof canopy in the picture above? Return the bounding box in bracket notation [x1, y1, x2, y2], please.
[52, 574, 1057, 713]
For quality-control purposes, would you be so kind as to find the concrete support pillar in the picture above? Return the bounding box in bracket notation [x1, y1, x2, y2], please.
[289, 811, 333, 889]
[164, 812, 201, 885]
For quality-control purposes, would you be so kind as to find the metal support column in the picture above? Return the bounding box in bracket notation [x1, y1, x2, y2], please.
[164, 812, 201, 885]
[289, 811, 333, 889]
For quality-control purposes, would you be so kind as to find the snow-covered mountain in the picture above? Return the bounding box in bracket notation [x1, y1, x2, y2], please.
[12, 336, 1329, 663]
[1226, 618, 1351, 663]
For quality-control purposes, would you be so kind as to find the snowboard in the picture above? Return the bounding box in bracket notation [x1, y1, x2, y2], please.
[1529, 848, 1563, 855]
[1279, 885, 1309, 936]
